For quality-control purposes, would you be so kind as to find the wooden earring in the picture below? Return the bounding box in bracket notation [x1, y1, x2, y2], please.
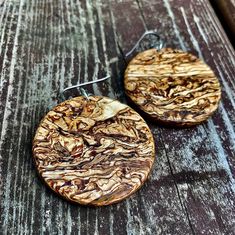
[124, 31, 221, 127]
[32, 76, 155, 206]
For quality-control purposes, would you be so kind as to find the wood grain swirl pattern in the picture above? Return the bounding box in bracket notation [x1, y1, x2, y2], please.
[33, 96, 155, 206]
[124, 48, 221, 126]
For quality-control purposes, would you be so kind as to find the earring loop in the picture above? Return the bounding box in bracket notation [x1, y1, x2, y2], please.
[125, 30, 165, 58]
[62, 74, 111, 100]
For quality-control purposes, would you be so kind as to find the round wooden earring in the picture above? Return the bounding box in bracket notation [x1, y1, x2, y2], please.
[124, 33, 221, 127]
[33, 82, 155, 206]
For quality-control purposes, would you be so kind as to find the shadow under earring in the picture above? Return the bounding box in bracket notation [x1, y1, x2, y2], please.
[32, 76, 155, 206]
[124, 31, 221, 127]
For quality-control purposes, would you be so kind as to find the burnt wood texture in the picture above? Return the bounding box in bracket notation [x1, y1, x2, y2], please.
[124, 48, 221, 126]
[33, 96, 155, 206]
[0, 0, 235, 234]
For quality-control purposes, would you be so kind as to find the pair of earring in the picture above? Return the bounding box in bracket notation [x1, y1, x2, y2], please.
[32, 31, 221, 206]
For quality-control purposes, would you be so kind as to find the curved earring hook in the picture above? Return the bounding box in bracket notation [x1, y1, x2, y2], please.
[62, 75, 111, 100]
[125, 30, 165, 58]
[63, 75, 111, 93]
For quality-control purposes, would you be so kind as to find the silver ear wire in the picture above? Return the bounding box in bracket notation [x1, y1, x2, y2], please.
[62, 75, 111, 100]
[125, 30, 165, 58]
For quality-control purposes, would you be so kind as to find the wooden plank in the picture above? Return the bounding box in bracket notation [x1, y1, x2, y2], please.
[210, 0, 235, 44]
[0, 0, 235, 234]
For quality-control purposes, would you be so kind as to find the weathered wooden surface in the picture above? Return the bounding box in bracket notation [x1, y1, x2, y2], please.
[210, 0, 235, 44]
[0, 0, 235, 234]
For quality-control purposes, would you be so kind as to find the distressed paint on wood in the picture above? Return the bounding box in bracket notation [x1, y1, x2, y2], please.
[0, 0, 235, 234]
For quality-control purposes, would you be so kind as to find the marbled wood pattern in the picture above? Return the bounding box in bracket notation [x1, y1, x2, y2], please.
[33, 96, 155, 206]
[0, 0, 235, 234]
[124, 48, 221, 126]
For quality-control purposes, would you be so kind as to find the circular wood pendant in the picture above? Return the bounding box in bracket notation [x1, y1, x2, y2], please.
[124, 48, 221, 126]
[33, 96, 155, 206]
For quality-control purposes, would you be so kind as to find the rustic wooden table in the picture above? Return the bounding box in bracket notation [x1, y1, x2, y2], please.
[0, 0, 235, 234]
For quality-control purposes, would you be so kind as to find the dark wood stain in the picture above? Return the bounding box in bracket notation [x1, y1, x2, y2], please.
[210, 0, 235, 47]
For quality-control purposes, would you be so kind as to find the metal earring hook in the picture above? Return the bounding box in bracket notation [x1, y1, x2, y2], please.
[125, 30, 165, 58]
[62, 74, 111, 100]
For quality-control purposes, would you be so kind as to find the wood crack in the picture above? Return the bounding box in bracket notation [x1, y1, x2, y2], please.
[160, 131, 196, 235]
[135, 0, 148, 31]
